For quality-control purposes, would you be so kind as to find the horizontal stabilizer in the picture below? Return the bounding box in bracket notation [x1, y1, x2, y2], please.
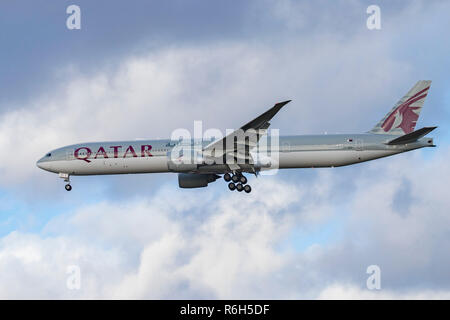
[386, 126, 437, 145]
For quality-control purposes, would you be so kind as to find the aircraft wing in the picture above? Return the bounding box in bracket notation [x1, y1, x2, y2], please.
[202, 100, 290, 169]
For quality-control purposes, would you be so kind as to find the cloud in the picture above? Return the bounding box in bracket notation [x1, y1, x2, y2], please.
[0, 180, 301, 299]
[0, 146, 448, 299]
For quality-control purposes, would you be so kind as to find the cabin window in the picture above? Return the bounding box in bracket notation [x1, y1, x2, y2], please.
[347, 138, 353, 142]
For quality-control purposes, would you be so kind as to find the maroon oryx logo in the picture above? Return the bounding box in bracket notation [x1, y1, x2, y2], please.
[381, 86, 429, 134]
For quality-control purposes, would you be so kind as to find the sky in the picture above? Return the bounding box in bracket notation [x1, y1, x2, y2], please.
[0, 0, 449, 299]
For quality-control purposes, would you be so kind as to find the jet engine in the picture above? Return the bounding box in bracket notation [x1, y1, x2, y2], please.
[178, 173, 221, 188]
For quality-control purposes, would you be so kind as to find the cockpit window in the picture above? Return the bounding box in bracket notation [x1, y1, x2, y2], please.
[46, 153, 51, 157]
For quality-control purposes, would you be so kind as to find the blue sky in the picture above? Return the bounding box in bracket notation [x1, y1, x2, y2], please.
[0, 0, 449, 299]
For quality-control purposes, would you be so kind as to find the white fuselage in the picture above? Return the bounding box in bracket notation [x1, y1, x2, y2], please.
[36, 134, 434, 176]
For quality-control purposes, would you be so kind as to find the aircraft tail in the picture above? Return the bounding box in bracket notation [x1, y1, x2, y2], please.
[370, 80, 431, 135]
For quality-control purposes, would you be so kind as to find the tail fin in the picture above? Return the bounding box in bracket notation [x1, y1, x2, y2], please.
[370, 80, 431, 135]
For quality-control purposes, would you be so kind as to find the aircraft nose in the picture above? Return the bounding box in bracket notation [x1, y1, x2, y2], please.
[36, 158, 44, 169]
[36, 157, 52, 171]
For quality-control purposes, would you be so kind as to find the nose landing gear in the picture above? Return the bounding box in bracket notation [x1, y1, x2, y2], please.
[59, 173, 72, 191]
[225, 173, 251, 193]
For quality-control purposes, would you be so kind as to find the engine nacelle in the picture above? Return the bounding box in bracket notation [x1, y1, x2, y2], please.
[178, 173, 220, 188]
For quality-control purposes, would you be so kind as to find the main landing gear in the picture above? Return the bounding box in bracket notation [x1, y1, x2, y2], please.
[59, 173, 72, 191]
[224, 173, 251, 193]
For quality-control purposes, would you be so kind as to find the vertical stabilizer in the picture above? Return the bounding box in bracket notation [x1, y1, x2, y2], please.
[370, 80, 431, 135]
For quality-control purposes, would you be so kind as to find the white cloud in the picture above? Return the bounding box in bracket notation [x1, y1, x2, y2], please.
[0, 180, 303, 299]
[0, 148, 449, 299]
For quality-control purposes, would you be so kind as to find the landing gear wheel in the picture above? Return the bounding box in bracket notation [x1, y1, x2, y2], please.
[244, 185, 251, 193]
[236, 183, 244, 192]
[232, 175, 239, 183]
[228, 182, 236, 191]
[65, 184, 72, 191]
[224, 173, 232, 182]
[239, 176, 247, 184]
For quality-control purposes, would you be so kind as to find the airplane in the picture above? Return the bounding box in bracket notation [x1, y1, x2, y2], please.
[37, 80, 436, 193]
